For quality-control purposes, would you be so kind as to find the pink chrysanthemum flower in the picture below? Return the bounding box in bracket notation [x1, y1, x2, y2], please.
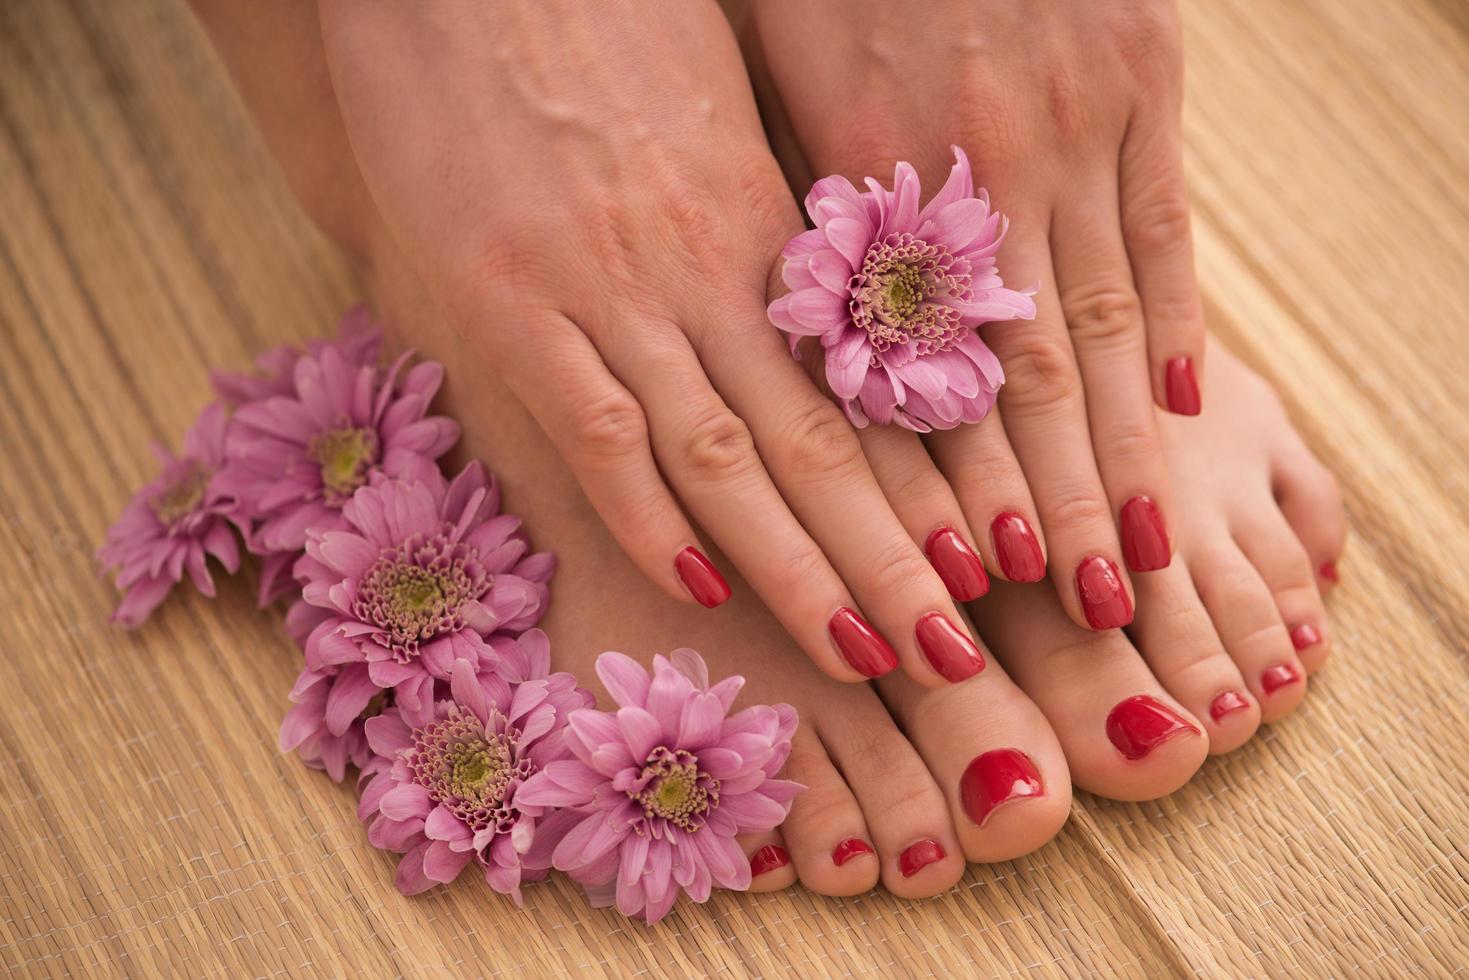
[357, 640, 594, 902]
[768, 147, 1036, 432]
[295, 459, 554, 728]
[216, 337, 459, 605]
[517, 650, 802, 923]
[278, 662, 382, 781]
[98, 403, 244, 628]
[211, 305, 383, 408]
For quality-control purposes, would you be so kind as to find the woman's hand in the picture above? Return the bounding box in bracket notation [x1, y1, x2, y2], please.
[317, 0, 985, 685]
[749, 0, 1203, 630]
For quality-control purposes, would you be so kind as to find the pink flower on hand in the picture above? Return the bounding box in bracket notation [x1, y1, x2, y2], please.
[768, 147, 1036, 432]
[517, 650, 802, 923]
[211, 304, 383, 408]
[295, 460, 554, 728]
[98, 403, 244, 628]
[357, 644, 594, 903]
[278, 662, 381, 782]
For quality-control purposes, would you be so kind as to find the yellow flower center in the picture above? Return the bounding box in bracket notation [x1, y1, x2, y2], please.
[309, 425, 379, 503]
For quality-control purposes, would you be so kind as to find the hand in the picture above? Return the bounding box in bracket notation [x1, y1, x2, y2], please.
[318, 0, 984, 685]
[749, 0, 1203, 629]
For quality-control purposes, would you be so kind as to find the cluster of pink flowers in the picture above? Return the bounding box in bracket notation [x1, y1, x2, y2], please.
[99, 307, 800, 922]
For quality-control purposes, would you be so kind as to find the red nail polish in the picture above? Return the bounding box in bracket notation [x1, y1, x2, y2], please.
[1076, 556, 1133, 629]
[1290, 624, 1321, 650]
[1165, 356, 1201, 415]
[915, 612, 985, 683]
[1209, 690, 1250, 722]
[924, 528, 990, 601]
[829, 607, 898, 677]
[1319, 560, 1340, 583]
[832, 837, 875, 867]
[749, 844, 790, 877]
[990, 512, 1045, 582]
[673, 547, 731, 608]
[960, 748, 1044, 827]
[1120, 496, 1171, 572]
[1261, 664, 1300, 694]
[898, 838, 946, 878]
[1106, 695, 1199, 760]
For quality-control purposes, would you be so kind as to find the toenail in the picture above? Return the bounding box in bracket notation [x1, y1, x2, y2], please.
[960, 748, 1045, 827]
[828, 607, 899, 678]
[832, 838, 875, 867]
[1165, 356, 1202, 415]
[915, 612, 985, 682]
[1209, 690, 1251, 722]
[749, 844, 790, 877]
[990, 512, 1046, 582]
[673, 546, 731, 608]
[1319, 560, 1340, 583]
[1106, 695, 1199, 760]
[925, 528, 990, 601]
[1290, 624, 1322, 650]
[898, 839, 947, 878]
[1075, 556, 1134, 630]
[1261, 664, 1301, 694]
[1120, 496, 1171, 572]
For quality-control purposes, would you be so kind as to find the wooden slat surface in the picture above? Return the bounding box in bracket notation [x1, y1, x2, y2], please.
[0, 0, 1465, 975]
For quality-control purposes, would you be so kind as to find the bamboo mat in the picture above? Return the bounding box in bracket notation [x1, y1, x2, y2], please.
[1, 0, 1466, 975]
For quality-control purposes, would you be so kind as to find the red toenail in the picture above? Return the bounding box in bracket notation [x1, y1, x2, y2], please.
[991, 512, 1046, 582]
[1106, 695, 1199, 760]
[1120, 496, 1171, 572]
[749, 844, 790, 877]
[1076, 556, 1134, 630]
[673, 547, 731, 608]
[828, 607, 898, 678]
[925, 528, 990, 601]
[899, 839, 946, 878]
[1165, 356, 1202, 415]
[1290, 624, 1322, 650]
[832, 838, 875, 867]
[960, 749, 1044, 827]
[1209, 690, 1250, 722]
[1261, 664, 1300, 694]
[915, 613, 986, 683]
[1319, 561, 1340, 583]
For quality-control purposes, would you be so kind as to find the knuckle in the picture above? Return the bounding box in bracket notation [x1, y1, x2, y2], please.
[679, 409, 758, 483]
[999, 334, 1083, 410]
[1125, 194, 1193, 256]
[1042, 486, 1114, 537]
[1099, 420, 1162, 468]
[1063, 286, 1145, 348]
[765, 544, 831, 600]
[568, 390, 649, 462]
[776, 401, 864, 477]
[864, 542, 938, 598]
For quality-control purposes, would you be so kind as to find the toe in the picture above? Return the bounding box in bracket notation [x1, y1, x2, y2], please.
[777, 727, 880, 896]
[1271, 436, 1348, 591]
[741, 831, 796, 892]
[1232, 506, 1332, 675]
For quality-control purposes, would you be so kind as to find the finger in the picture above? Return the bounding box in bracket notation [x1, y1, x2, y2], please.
[1119, 109, 1206, 415]
[1051, 174, 1177, 576]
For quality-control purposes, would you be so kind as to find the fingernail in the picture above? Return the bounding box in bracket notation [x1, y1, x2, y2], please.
[1076, 556, 1133, 629]
[749, 844, 790, 877]
[1261, 664, 1300, 694]
[1106, 694, 1199, 760]
[990, 512, 1046, 582]
[829, 607, 898, 677]
[1209, 690, 1251, 722]
[960, 748, 1044, 827]
[914, 612, 986, 683]
[899, 838, 946, 878]
[674, 547, 731, 608]
[1290, 624, 1322, 650]
[832, 837, 875, 867]
[1120, 496, 1171, 572]
[925, 528, 990, 601]
[1319, 560, 1340, 583]
[1165, 356, 1201, 415]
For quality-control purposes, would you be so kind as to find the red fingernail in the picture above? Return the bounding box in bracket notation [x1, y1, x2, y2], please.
[898, 838, 946, 878]
[674, 547, 731, 608]
[832, 837, 875, 867]
[1261, 664, 1300, 694]
[925, 528, 990, 601]
[990, 512, 1045, 582]
[1290, 624, 1321, 650]
[1165, 356, 1201, 415]
[1319, 560, 1340, 583]
[915, 612, 986, 683]
[1076, 556, 1133, 629]
[1106, 695, 1199, 760]
[749, 844, 790, 877]
[829, 607, 898, 677]
[1209, 690, 1251, 722]
[1120, 496, 1171, 572]
[960, 748, 1044, 827]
